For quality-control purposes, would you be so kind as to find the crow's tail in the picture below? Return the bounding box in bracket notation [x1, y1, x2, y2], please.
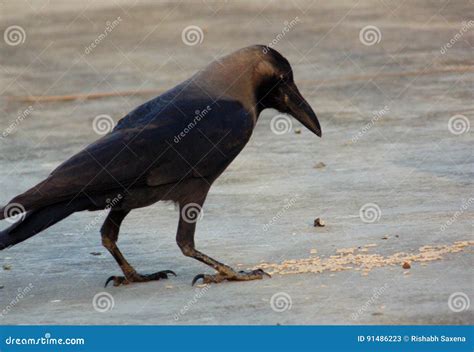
[0, 198, 91, 250]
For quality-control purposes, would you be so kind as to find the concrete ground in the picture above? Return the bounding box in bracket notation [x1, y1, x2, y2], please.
[0, 0, 472, 324]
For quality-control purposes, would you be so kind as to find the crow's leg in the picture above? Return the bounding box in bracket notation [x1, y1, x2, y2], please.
[101, 209, 176, 287]
[176, 201, 270, 285]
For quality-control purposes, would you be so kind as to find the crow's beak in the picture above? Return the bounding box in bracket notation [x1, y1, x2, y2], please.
[285, 83, 321, 137]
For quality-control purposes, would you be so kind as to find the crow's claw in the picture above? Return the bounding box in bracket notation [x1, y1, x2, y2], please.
[104, 270, 177, 287]
[191, 268, 271, 286]
[105, 276, 118, 287]
[254, 268, 272, 278]
[192, 274, 205, 286]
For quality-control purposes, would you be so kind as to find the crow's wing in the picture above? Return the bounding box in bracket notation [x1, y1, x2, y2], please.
[5, 97, 251, 213]
[8, 123, 186, 210]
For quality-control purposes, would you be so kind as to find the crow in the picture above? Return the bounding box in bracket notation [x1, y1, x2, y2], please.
[0, 45, 321, 286]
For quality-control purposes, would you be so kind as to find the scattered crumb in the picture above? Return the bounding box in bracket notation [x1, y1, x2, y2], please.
[314, 218, 325, 227]
[90, 252, 102, 256]
[372, 312, 383, 316]
[314, 162, 326, 169]
[310, 249, 318, 254]
[50, 299, 61, 303]
[255, 240, 473, 277]
[402, 262, 411, 269]
[165, 285, 173, 289]
[336, 247, 356, 254]
[3, 264, 11, 270]
[0, 285, 4, 289]
[381, 236, 389, 240]
[294, 128, 301, 134]
[403, 271, 410, 275]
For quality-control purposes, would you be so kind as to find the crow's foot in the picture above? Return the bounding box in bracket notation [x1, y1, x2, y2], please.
[192, 268, 270, 286]
[105, 270, 176, 287]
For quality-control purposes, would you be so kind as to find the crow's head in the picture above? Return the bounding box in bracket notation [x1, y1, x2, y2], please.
[253, 45, 321, 137]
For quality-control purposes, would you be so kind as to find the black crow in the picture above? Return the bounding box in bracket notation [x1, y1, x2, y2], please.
[0, 45, 321, 286]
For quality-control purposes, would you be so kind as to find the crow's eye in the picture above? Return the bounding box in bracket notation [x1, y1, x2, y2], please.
[279, 74, 288, 82]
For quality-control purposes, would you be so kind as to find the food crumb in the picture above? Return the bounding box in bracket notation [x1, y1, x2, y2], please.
[294, 128, 301, 134]
[314, 162, 326, 169]
[314, 218, 325, 227]
[3, 264, 11, 270]
[402, 262, 411, 269]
